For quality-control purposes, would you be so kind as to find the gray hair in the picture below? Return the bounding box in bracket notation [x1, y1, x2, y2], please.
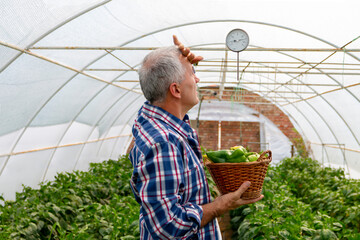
[138, 46, 185, 103]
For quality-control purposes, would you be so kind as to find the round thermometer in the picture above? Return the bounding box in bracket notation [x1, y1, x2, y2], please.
[226, 28, 249, 52]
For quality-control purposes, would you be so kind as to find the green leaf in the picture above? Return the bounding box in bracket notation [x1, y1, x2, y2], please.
[301, 226, 315, 236]
[47, 212, 59, 224]
[238, 220, 251, 236]
[231, 216, 242, 224]
[37, 221, 44, 231]
[23, 222, 38, 236]
[332, 222, 342, 231]
[242, 207, 252, 216]
[52, 204, 61, 213]
[99, 227, 112, 237]
[279, 230, 290, 238]
[319, 229, 337, 239]
[120, 236, 136, 240]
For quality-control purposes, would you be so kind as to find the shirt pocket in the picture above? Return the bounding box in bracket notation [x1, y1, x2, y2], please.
[181, 164, 202, 202]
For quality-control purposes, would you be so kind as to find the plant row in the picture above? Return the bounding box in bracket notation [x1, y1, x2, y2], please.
[0, 155, 140, 240]
[277, 157, 360, 230]
[230, 157, 360, 240]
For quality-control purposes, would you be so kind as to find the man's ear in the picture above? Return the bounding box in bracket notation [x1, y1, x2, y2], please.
[169, 82, 181, 99]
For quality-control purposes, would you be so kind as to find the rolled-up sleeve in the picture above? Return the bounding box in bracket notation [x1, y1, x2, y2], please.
[134, 141, 202, 239]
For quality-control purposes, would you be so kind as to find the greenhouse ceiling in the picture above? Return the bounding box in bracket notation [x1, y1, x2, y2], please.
[0, 0, 359, 200]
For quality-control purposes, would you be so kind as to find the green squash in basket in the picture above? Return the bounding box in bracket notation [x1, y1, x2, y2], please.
[206, 150, 231, 163]
[230, 145, 247, 152]
[227, 148, 247, 163]
[247, 153, 260, 162]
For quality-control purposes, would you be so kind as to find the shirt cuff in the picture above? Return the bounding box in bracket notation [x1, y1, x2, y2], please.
[184, 203, 203, 231]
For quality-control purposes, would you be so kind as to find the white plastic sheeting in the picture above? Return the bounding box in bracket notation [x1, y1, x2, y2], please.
[1, 0, 360, 200]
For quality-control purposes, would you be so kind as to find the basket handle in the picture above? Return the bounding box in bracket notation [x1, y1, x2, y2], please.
[203, 156, 212, 166]
[257, 150, 272, 163]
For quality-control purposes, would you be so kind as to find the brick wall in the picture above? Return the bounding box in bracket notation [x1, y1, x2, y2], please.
[220, 121, 260, 152]
[190, 120, 260, 152]
[197, 120, 219, 151]
[198, 87, 303, 148]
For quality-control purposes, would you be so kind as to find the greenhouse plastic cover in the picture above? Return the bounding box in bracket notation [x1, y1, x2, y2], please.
[1, 0, 360, 200]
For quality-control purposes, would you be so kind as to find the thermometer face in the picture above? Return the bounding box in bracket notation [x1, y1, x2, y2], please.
[226, 29, 249, 52]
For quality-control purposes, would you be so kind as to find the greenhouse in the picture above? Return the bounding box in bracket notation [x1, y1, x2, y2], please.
[1, 0, 359, 239]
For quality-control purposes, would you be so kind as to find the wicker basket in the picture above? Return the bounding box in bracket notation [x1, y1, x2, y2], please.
[205, 150, 272, 200]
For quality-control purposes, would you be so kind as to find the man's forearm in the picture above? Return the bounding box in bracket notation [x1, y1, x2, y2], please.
[200, 200, 224, 227]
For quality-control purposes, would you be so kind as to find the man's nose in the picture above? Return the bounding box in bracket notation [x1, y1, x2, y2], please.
[195, 75, 200, 83]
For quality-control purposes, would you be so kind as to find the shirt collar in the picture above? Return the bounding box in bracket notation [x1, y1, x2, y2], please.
[140, 101, 193, 139]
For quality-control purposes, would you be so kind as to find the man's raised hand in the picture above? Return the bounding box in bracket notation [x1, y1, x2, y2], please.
[173, 35, 203, 64]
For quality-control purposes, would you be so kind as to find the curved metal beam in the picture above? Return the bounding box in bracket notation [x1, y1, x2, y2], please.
[248, 45, 360, 146]
[0, 41, 141, 177]
[106, 98, 144, 158]
[41, 90, 140, 180]
[0, 0, 111, 74]
[71, 94, 142, 172]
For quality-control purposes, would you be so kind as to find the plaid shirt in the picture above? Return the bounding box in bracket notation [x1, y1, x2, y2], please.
[129, 102, 221, 239]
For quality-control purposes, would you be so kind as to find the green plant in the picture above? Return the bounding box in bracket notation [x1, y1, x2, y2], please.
[0, 155, 140, 240]
[229, 157, 360, 239]
[291, 128, 309, 158]
[277, 157, 360, 231]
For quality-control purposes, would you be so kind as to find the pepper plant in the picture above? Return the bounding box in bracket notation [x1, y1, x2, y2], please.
[0, 155, 140, 240]
[230, 157, 360, 239]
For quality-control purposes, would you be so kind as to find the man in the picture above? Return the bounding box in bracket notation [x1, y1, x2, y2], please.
[129, 36, 263, 239]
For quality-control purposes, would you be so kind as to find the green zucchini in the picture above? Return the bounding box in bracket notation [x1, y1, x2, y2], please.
[206, 150, 231, 163]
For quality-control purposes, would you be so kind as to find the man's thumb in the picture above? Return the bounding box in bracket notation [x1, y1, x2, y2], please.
[236, 181, 251, 197]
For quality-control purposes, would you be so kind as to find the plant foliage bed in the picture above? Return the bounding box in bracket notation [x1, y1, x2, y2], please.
[0, 155, 140, 240]
[230, 157, 360, 240]
[1, 155, 359, 239]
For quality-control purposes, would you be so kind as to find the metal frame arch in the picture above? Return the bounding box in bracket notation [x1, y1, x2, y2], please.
[38, 85, 139, 181]
[0, 0, 145, 177]
[40, 58, 144, 179]
[0, 1, 119, 177]
[184, 42, 359, 155]
[0, 41, 142, 177]
[236, 69, 350, 167]
[0, 0, 111, 73]
[1, 18, 358, 179]
[94, 96, 144, 159]
[248, 45, 360, 146]
[1, 0, 142, 179]
[71, 93, 143, 172]
[108, 97, 145, 158]
[40, 88, 140, 181]
[75, 61, 145, 164]
[38, 50, 145, 179]
[59, 67, 143, 171]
